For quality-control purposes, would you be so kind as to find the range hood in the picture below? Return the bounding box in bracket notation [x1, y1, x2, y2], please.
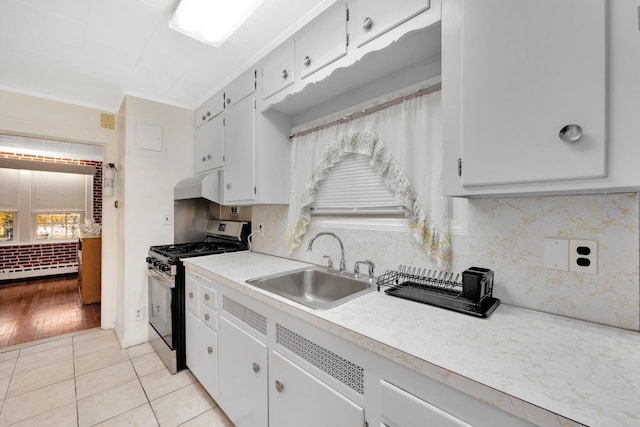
[174, 172, 221, 203]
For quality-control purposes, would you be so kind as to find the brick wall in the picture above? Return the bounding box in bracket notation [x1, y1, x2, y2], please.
[0, 151, 103, 279]
[0, 242, 77, 270]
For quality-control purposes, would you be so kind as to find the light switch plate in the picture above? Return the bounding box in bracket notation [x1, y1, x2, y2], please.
[544, 238, 569, 271]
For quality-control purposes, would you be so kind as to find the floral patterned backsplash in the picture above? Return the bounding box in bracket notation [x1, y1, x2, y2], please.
[251, 193, 639, 330]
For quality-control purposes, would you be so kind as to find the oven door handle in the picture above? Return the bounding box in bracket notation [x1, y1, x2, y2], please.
[147, 268, 175, 288]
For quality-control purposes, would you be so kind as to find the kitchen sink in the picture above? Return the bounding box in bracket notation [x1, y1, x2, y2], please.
[245, 266, 375, 310]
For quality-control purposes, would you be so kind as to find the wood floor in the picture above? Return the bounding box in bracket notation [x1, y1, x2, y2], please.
[0, 274, 100, 348]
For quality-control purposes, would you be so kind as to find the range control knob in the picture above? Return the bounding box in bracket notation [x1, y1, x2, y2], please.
[146, 256, 154, 264]
[160, 264, 171, 273]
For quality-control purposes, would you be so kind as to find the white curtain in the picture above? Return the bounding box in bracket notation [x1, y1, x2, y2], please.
[286, 84, 451, 269]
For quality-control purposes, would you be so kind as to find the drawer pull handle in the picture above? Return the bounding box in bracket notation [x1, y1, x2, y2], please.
[188, 292, 193, 299]
[204, 293, 210, 301]
[275, 380, 284, 392]
[252, 362, 261, 373]
[207, 346, 213, 354]
[303, 56, 311, 67]
[204, 313, 210, 321]
[281, 69, 288, 79]
[362, 17, 373, 30]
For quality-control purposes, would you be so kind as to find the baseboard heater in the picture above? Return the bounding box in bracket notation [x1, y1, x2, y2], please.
[0, 263, 78, 281]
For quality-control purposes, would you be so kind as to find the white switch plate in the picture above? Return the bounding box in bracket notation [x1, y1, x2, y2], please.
[544, 238, 569, 271]
[569, 239, 597, 274]
[162, 211, 173, 226]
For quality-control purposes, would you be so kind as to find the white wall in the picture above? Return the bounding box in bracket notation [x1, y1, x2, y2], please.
[116, 95, 193, 347]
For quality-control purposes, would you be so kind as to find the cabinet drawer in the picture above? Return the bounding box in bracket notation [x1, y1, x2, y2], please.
[381, 380, 471, 427]
[351, 0, 430, 48]
[200, 304, 218, 331]
[200, 283, 217, 311]
[262, 40, 295, 100]
[295, 0, 347, 80]
[225, 69, 256, 108]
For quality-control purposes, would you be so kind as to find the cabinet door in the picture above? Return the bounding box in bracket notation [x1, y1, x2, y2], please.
[262, 40, 295, 100]
[225, 69, 256, 108]
[223, 94, 255, 203]
[295, 0, 347, 80]
[185, 271, 199, 315]
[351, 0, 430, 48]
[458, 0, 606, 187]
[380, 381, 472, 427]
[194, 114, 224, 174]
[185, 312, 218, 399]
[218, 317, 268, 427]
[270, 350, 364, 427]
[195, 93, 224, 128]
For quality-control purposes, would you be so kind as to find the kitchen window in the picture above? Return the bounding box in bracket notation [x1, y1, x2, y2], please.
[286, 79, 452, 268]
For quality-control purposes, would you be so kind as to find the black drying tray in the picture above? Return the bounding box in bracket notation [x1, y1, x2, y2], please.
[384, 281, 501, 318]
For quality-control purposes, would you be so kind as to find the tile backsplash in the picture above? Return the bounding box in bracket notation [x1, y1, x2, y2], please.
[251, 193, 639, 330]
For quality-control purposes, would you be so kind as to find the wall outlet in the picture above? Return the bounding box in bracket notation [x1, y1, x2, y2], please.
[133, 305, 145, 321]
[257, 222, 264, 234]
[569, 239, 597, 274]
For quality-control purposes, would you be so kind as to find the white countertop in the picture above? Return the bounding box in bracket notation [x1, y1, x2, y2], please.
[185, 251, 640, 427]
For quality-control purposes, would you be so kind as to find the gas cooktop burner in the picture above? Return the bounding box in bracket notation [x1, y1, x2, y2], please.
[150, 240, 246, 260]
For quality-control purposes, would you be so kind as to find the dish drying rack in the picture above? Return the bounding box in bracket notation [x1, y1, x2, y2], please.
[376, 266, 500, 318]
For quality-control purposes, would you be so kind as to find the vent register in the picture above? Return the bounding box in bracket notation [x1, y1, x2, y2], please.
[276, 324, 365, 395]
[222, 296, 365, 395]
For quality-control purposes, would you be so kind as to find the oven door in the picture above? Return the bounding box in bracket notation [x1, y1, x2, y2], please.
[147, 268, 175, 349]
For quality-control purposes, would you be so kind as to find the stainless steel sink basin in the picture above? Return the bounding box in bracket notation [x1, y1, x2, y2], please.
[246, 266, 375, 310]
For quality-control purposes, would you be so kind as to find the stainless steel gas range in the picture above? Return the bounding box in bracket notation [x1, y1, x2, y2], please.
[146, 220, 250, 373]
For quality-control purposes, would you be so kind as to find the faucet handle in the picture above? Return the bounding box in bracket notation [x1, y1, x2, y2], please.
[354, 260, 375, 279]
[322, 255, 334, 270]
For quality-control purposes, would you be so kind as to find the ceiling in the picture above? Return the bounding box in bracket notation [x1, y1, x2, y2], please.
[0, 0, 333, 112]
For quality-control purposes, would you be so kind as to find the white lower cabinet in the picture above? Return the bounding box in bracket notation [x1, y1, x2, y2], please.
[218, 316, 268, 427]
[270, 350, 365, 427]
[185, 311, 218, 399]
[380, 381, 471, 427]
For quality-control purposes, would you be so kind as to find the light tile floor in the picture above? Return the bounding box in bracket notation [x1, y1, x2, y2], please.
[0, 328, 234, 427]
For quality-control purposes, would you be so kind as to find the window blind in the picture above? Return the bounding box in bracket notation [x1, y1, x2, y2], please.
[310, 153, 404, 215]
[0, 169, 20, 210]
[31, 170, 86, 211]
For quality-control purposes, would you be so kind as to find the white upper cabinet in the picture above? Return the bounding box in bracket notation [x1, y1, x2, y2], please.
[225, 69, 256, 108]
[194, 114, 224, 174]
[194, 92, 224, 174]
[262, 40, 295, 101]
[223, 93, 255, 204]
[444, 0, 640, 197]
[295, 0, 347, 80]
[350, 0, 431, 48]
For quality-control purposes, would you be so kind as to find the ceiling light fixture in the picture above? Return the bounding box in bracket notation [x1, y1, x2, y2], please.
[169, 0, 265, 47]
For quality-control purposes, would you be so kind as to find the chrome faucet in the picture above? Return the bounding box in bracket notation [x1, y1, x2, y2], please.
[354, 260, 375, 279]
[307, 232, 346, 272]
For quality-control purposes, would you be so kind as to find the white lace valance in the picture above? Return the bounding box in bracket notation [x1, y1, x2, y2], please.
[285, 85, 451, 269]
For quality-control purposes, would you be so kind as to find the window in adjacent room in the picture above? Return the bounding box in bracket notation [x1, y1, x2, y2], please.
[0, 212, 15, 242]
